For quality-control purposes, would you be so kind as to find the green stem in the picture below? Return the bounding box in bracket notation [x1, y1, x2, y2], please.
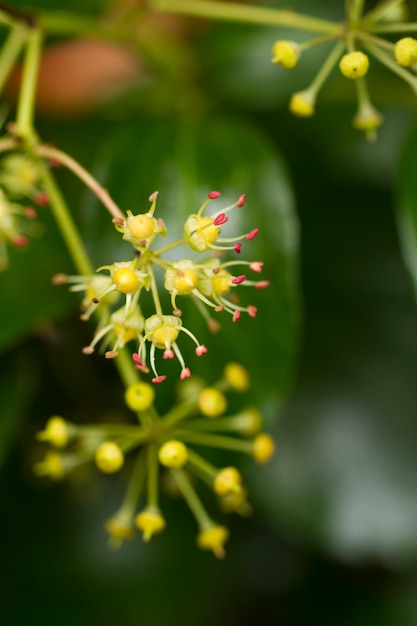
[35, 145, 125, 222]
[150, 0, 341, 34]
[39, 165, 93, 276]
[187, 448, 216, 480]
[171, 467, 212, 530]
[308, 40, 345, 94]
[364, 41, 417, 94]
[0, 24, 28, 94]
[174, 429, 253, 453]
[15, 26, 42, 140]
[147, 444, 159, 508]
[367, 22, 417, 34]
[147, 263, 163, 316]
[362, 0, 404, 27]
[119, 448, 147, 514]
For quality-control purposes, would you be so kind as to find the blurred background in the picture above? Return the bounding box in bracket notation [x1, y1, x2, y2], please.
[3, 1, 417, 624]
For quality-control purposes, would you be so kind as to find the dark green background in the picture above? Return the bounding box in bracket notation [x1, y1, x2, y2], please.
[3, 1, 417, 624]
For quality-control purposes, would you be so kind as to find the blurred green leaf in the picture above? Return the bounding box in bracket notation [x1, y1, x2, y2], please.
[0, 206, 73, 351]
[396, 118, 417, 302]
[81, 113, 300, 409]
[0, 355, 38, 466]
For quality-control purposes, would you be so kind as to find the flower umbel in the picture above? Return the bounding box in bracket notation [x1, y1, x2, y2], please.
[270, 0, 417, 140]
[35, 364, 275, 557]
[55, 191, 266, 382]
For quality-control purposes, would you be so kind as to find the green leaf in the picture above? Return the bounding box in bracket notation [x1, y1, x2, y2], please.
[81, 113, 300, 411]
[0, 354, 38, 466]
[396, 118, 417, 301]
[0, 206, 74, 351]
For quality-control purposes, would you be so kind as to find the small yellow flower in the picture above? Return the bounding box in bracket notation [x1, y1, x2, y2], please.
[224, 362, 250, 392]
[33, 451, 67, 480]
[339, 51, 369, 79]
[105, 513, 136, 541]
[95, 441, 125, 473]
[253, 433, 275, 464]
[158, 440, 188, 468]
[124, 382, 155, 412]
[36, 416, 70, 448]
[197, 525, 229, 558]
[198, 387, 227, 418]
[213, 467, 242, 497]
[271, 40, 299, 69]
[289, 91, 315, 117]
[394, 37, 417, 67]
[135, 508, 166, 541]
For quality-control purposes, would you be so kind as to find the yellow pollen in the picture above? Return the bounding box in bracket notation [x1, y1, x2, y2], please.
[212, 272, 231, 295]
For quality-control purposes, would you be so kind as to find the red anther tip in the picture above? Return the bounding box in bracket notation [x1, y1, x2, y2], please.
[255, 281, 270, 289]
[232, 311, 241, 322]
[246, 228, 259, 240]
[232, 274, 246, 285]
[208, 191, 221, 199]
[152, 375, 167, 384]
[237, 194, 246, 207]
[180, 368, 191, 380]
[213, 213, 228, 226]
[148, 191, 159, 202]
[234, 243, 242, 254]
[13, 235, 28, 248]
[163, 348, 175, 360]
[248, 305, 257, 318]
[34, 192, 49, 206]
[132, 353, 143, 367]
[249, 261, 264, 273]
[196, 345, 208, 356]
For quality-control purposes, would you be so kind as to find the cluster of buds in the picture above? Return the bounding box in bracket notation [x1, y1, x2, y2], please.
[55, 191, 267, 383]
[271, 0, 417, 140]
[0, 153, 47, 268]
[35, 362, 275, 557]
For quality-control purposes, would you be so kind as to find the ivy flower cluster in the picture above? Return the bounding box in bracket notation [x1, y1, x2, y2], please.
[35, 362, 275, 557]
[0, 153, 47, 268]
[55, 190, 268, 384]
[271, 0, 417, 140]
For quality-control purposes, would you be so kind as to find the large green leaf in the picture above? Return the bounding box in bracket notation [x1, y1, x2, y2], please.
[80, 114, 300, 410]
[0, 206, 74, 351]
[396, 118, 417, 300]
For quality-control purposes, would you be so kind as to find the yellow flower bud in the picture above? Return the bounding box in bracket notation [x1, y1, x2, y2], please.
[394, 37, 417, 67]
[197, 525, 229, 558]
[33, 451, 66, 480]
[158, 440, 188, 468]
[127, 214, 155, 239]
[253, 433, 275, 464]
[289, 91, 315, 117]
[105, 514, 135, 540]
[124, 382, 155, 412]
[339, 51, 369, 79]
[213, 466, 242, 496]
[135, 508, 166, 541]
[95, 441, 125, 473]
[271, 40, 299, 69]
[112, 267, 140, 294]
[224, 362, 250, 392]
[36, 416, 70, 448]
[198, 387, 227, 418]
[352, 102, 383, 141]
